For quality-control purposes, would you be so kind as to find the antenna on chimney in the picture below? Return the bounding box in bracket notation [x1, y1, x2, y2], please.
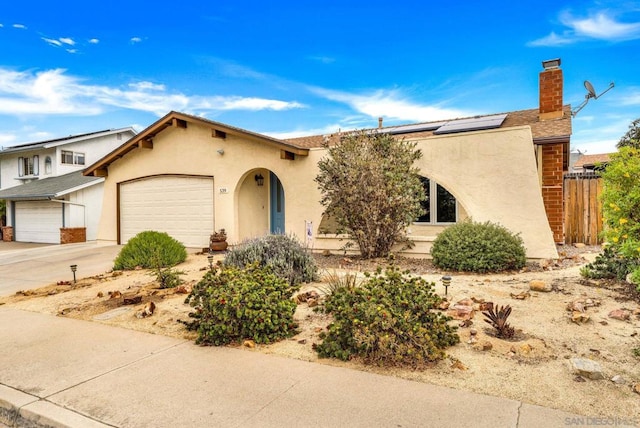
[571, 80, 615, 117]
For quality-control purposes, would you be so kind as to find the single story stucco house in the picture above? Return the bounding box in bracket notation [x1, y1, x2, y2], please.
[84, 60, 571, 260]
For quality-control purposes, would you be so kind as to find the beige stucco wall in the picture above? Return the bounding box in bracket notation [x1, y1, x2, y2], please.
[408, 125, 557, 259]
[96, 121, 557, 259]
[95, 122, 326, 247]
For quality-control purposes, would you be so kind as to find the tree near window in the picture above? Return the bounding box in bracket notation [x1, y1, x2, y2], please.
[617, 118, 640, 150]
[315, 131, 425, 259]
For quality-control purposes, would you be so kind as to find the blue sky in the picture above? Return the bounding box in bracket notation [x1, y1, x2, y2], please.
[1, 0, 639, 155]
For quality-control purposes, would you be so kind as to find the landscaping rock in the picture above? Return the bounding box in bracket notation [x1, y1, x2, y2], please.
[570, 358, 604, 380]
[529, 280, 552, 292]
[136, 301, 156, 318]
[608, 309, 632, 321]
[123, 294, 142, 305]
[571, 311, 590, 324]
[447, 304, 475, 320]
[510, 291, 530, 300]
[610, 375, 626, 385]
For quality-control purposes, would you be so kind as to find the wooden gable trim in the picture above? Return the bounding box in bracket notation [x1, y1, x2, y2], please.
[84, 111, 309, 177]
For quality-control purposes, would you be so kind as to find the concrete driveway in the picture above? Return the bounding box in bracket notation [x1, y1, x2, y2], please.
[0, 242, 122, 297]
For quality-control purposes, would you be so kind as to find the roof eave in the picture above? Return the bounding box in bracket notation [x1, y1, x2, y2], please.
[84, 112, 308, 177]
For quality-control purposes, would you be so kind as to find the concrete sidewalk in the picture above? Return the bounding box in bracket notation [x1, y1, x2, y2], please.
[0, 308, 595, 428]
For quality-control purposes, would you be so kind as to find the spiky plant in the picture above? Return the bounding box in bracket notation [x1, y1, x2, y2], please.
[483, 304, 515, 339]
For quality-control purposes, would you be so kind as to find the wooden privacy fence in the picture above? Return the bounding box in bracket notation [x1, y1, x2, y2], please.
[563, 172, 604, 245]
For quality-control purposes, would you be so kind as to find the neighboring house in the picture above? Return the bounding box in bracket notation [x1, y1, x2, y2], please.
[0, 128, 137, 243]
[83, 59, 570, 260]
[571, 153, 612, 173]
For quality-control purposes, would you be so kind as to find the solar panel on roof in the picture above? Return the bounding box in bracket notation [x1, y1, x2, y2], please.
[433, 113, 507, 135]
[384, 122, 448, 135]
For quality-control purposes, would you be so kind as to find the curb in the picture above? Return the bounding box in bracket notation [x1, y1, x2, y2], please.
[0, 384, 109, 428]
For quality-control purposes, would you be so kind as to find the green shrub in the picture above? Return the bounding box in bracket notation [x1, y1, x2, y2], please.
[580, 246, 638, 281]
[316, 265, 459, 367]
[114, 231, 187, 270]
[224, 234, 318, 286]
[430, 221, 526, 272]
[150, 266, 185, 289]
[184, 264, 299, 345]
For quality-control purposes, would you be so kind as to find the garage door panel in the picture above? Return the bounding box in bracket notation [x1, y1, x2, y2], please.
[15, 201, 62, 244]
[120, 176, 214, 248]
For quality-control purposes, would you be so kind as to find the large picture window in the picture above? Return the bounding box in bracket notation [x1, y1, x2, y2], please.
[416, 176, 457, 224]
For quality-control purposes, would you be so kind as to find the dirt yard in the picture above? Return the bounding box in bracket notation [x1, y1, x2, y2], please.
[1, 246, 639, 420]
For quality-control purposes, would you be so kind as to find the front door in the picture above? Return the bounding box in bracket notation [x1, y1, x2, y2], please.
[270, 172, 285, 234]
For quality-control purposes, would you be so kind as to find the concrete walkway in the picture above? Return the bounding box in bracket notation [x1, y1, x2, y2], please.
[0, 308, 595, 428]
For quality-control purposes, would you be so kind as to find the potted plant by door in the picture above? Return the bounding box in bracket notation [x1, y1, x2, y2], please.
[209, 229, 228, 252]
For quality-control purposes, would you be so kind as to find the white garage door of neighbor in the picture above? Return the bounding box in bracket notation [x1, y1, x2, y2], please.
[120, 176, 214, 248]
[15, 201, 62, 244]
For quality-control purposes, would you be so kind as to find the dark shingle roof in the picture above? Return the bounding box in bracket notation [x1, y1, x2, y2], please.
[284, 106, 572, 148]
[0, 171, 103, 200]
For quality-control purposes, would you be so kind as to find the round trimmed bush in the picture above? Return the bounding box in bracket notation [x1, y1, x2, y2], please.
[224, 234, 318, 285]
[114, 230, 187, 270]
[430, 221, 526, 272]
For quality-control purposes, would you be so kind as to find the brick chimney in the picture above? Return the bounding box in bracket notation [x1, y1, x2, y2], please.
[539, 58, 563, 120]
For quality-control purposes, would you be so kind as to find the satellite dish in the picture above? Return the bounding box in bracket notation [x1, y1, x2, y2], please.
[572, 80, 615, 117]
[584, 81, 596, 98]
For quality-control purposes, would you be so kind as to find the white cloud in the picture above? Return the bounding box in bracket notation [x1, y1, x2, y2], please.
[619, 87, 640, 105]
[66, 49, 77, 54]
[59, 37, 75, 46]
[265, 123, 344, 139]
[309, 87, 470, 122]
[0, 67, 305, 117]
[42, 37, 63, 47]
[129, 81, 166, 91]
[130, 37, 142, 43]
[13, 24, 27, 29]
[89, 38, 99, 44]
[529, 9, 640, 46]
[565, 11, 640, 41]
[0, 24, 4, 28]
[0, 134, 17, 146]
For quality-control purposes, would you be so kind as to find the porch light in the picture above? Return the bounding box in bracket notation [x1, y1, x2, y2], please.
[441, 275, 452, 296]
[255, 174, 264, 186]
[70, 264, 78, 284]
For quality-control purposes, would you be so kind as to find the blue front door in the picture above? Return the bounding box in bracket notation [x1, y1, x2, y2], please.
[270, 172, 285, 234]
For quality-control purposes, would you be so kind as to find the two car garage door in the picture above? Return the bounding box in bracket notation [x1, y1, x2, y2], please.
[119, 176, 214, 248]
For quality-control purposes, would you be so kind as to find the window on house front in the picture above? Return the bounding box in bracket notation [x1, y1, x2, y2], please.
[415, 176, 457, 224]
[17, 155, 39, 177]
[45, 156, 52, 174]
[62, 150, 85, 165]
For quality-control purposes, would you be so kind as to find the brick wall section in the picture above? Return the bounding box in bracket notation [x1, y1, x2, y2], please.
[539, 68, 563, 114]
[2, 226, 13, 242]
[60, 227, 86, 244]
[541, 144, 564, 243]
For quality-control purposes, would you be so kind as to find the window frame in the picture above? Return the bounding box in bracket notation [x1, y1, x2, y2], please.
[17, 155, 39, 177]
[61, 150, 86, 166]
[414, 176, 457, 225]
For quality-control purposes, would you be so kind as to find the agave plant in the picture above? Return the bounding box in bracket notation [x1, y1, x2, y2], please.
[483, 304, 515, 339]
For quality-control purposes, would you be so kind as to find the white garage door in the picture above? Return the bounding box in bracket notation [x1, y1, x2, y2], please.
[15, 201, 62, 244]
[120, 176, 214, 248]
